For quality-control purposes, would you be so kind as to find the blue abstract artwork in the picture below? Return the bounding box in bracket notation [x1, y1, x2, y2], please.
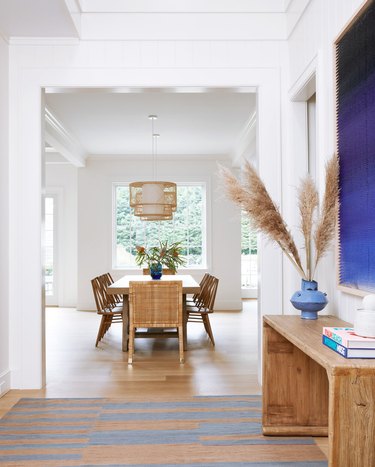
[337, 1, 375, 292]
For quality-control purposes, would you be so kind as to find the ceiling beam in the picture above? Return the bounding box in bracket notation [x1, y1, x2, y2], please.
[45, 107, 86, 167]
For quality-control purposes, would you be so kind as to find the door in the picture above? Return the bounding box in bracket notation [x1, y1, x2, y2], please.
[45, 195, 58, 306]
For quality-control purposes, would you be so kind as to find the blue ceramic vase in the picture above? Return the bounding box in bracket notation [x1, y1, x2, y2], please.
[149, 263, 163, 280]
[290, 279, 328, 320]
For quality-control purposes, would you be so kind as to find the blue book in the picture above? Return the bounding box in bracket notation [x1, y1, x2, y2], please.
[322, 335, 375, 359]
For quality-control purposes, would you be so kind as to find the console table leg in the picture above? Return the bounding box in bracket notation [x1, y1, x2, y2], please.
[262, 322, 328, 436]
[329, 372, 375, 467]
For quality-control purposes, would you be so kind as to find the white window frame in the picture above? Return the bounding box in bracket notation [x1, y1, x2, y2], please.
[112, 178, 210, 271]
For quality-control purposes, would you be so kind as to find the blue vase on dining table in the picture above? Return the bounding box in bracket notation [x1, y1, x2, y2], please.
[290, 279, 328, 320]
[150, 262, 163, 280]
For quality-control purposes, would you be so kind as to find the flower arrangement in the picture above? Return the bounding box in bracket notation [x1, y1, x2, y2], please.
[220, 155, 339, 281]
[135, 240, 186, 273]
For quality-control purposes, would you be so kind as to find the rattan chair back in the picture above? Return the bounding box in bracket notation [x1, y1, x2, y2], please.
[128, 280, 184, 363]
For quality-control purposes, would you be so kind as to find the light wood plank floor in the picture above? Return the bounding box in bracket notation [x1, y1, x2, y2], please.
[0, 301, 261, 412]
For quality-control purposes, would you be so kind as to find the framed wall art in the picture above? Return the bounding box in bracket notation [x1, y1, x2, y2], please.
[336, 0, 375, 295]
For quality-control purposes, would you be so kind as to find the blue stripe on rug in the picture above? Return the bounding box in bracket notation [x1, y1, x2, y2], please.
[0, 454, 81, 461]
[0, 443, 87, 450]
[1, 417, 96, 423]
[100, 410, 261, 421]
[13, 402, 104, 409]
[15, 398, 102, 403]
[59, 463, 327, 467]
[194, 395, 260, 398]
[0, 433, 88, 440]
[89, 429, 198, 445]
[103, 401, 261, 409]
[198, 421, 262, 435]
[0, 425, 90, 432]
[202, 438, 315, 445]
[6, 409, 99, 416]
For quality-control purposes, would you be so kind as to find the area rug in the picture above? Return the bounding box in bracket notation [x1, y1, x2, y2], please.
[0, 395, 327, 467]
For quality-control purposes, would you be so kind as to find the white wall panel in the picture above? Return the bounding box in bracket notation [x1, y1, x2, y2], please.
[0, 36, 10, 396]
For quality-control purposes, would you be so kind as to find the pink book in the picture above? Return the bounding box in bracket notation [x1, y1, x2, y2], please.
[322, 327, 375, 349]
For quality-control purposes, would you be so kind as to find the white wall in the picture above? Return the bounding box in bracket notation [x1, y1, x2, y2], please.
[0, 36, 10, 395]
[286, 0, 365, 321]
[77, 157, 241, 311]
[45, 163, 78, 307]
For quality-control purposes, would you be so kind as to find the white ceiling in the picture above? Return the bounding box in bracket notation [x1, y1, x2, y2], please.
[0, 0, 293, 41]
[79, 0, 290, 13]
[45, 90, 256, 158]
[0, 0, 78, 38]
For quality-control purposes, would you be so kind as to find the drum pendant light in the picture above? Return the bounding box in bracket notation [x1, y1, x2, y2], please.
[129, 115, 177, 221]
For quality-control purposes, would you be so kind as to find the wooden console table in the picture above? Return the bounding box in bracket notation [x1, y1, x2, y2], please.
[263, 315, 375, 467]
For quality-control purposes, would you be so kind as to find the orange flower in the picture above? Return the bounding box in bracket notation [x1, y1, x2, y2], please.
[136, 245, 145, 253]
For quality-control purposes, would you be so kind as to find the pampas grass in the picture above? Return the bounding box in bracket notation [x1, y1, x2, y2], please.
[298, 176, 318, 280]
[220, 155, 339, 281]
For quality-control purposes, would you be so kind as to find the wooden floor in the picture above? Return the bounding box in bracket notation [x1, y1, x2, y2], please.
[0, 300, 328, 459]
[0, 300, 261, 413]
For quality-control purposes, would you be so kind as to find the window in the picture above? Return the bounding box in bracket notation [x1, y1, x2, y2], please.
[241, 210, 258, 288]
[114, 183, 206, 268]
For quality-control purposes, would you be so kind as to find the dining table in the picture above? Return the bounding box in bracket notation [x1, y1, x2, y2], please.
[107, 274, 200, 352]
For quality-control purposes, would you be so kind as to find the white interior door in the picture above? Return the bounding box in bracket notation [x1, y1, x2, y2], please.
[45, 195, 58, 306]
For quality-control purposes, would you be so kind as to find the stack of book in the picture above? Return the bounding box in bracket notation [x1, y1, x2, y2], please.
[322, 327, 375, 358]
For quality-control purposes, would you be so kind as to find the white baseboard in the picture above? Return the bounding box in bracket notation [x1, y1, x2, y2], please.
[242, 288, 258, 299]
[0, 370, 11, 398]
[214, 300, 243, 311]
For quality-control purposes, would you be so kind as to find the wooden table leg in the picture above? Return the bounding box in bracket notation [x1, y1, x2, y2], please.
[262, 322, 329, 436]
[183, 293, 187, 350]
[328, 372, 375, 467]
[122, 294, 129, 352]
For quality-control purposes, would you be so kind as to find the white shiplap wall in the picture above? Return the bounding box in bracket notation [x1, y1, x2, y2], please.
[287, 0, 366, 321]
[0, 35, 10, 396]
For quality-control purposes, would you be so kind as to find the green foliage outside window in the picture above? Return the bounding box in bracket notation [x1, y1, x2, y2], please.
[241, 212, 257, 255]
[115, 185, 205, 268]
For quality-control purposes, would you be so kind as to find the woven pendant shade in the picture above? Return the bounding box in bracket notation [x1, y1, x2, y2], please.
[129, 181, 176, 220]
[129, 115, 177, 221]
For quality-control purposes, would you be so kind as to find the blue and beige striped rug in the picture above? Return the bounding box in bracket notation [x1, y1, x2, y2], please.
[0, 395, 327, 466]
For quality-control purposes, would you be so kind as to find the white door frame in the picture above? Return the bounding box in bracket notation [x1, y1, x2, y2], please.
[9, 63, 282, 389]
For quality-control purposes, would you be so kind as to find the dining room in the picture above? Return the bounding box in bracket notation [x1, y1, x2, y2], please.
[41, 88, 259, 381]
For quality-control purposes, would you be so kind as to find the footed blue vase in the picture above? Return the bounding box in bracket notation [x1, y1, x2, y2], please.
[290, 279, 328, 320]
[149, 263, 163, 280]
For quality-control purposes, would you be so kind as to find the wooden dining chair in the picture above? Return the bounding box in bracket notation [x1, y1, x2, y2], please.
[100, 272, 123, 306]
[91, 274, 123, 347]
[186, 275, 219, 346]
[186, 272, 210, 306]
[128, 280, 184, 364]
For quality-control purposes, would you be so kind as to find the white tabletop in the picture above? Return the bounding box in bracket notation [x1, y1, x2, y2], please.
[107, 274, 200, 295]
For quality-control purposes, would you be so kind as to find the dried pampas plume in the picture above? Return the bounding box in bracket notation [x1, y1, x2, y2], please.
[298, 176, 318, 280]
[219, 155, 339, 281]
[313, 155, 340, 277]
